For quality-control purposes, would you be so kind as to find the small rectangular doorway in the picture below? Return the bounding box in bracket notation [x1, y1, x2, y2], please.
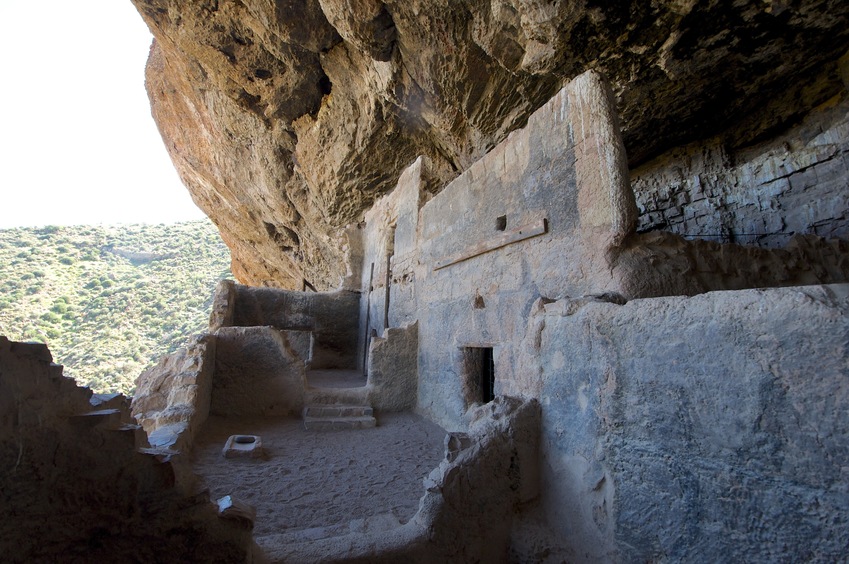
[481, 347, 494, 403]
[462, 346, 495, 406]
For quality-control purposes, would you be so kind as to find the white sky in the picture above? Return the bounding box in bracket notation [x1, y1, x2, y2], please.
[0, 0, 207, 229]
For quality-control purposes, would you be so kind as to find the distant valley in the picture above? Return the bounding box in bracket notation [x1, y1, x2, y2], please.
[0, 220, 232, 394]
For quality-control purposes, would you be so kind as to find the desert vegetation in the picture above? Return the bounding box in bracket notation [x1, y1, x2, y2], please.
[0, 220, 231, 394]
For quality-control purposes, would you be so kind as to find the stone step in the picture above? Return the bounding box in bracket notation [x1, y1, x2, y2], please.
[302, 415, 377, 431]
[302, 405, 374, 419]
[105, 423, 148, 449]
[256, 512, 400, 553]
[68, 408, 123, 429]
[304, 386, 370, 406]
[89, 393, 124, 409]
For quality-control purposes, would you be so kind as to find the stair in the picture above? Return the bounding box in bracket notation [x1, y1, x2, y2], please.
[301, 404, 376, 431]
[68, 408, 124, 429]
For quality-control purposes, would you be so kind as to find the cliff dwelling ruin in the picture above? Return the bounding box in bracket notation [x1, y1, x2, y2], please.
[2, 1, 849, 562]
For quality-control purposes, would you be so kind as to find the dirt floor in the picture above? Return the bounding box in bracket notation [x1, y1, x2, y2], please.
[191, 412, 447, 538]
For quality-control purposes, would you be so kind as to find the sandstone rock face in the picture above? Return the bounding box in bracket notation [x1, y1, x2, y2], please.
[633, 89, 849, 247]
[132, 0, 849, 288]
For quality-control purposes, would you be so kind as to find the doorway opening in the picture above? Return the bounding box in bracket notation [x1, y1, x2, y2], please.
[461, 346, 495, 406]
[481, 347, 494, 403]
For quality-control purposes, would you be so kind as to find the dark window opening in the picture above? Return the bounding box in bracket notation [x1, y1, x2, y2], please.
[481, 347, 495, 403]
[496, 215, 507, 231]
[462, 346, 495, 406]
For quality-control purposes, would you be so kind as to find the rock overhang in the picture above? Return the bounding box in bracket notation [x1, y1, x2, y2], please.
[131, 0, 849, 288]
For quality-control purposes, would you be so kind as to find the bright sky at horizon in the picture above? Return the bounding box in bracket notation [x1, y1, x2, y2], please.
[0, 1, 207, 229]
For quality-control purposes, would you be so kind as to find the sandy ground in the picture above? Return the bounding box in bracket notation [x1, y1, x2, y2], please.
[191, 412, 446, 538]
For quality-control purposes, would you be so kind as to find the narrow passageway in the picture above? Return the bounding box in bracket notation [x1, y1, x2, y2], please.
[191, 413, 446, 538]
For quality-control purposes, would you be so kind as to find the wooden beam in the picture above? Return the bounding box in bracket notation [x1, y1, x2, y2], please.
[383, 254, 391, 330]
[433, 217, 548, 271]
[362, 262, 374, 374]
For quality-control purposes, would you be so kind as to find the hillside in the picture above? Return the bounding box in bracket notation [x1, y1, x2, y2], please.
[0, 220, 231, 394]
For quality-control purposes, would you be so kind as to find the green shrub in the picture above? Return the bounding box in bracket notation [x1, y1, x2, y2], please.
[40, 312, 62, 324]
[0, 219, 231, 395]
[51, 302, 69, 314]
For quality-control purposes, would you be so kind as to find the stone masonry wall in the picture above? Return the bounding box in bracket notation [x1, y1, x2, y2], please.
[231, 285, 360, 369]
[413, 71, 635, 430]
[632, 78, 849, 248]
[356, 156, 427, 372]
[513, 284, 849, 562]
[211, 326, 310, 416]
[132, 333, 216, 454]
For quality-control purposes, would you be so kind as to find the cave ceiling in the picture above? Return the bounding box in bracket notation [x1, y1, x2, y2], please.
[131, 0, 849, 288]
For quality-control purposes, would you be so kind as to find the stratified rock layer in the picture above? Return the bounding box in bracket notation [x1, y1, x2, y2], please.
[132, 0, 849, 288]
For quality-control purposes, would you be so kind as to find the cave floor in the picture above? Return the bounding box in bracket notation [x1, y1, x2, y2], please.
[191, 412, 446, 538]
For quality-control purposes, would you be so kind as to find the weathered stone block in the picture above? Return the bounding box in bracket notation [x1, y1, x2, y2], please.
[222, 435, 265, 459]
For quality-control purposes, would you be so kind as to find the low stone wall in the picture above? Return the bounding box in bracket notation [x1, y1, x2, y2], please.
[514, 284, 849, 562]
[230, 285, 361, 370]
[0, 337, 252, 562]
[258, 396, 540, 563]
[211, 326, 310, 416]
[616, 231, 849, 298]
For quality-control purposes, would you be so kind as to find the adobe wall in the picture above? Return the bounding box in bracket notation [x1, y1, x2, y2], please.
[355, 158, 426, 372]
[229, 284, 360, 369]
[512, 284, 849, 562]
[413, 71, 636, 429]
